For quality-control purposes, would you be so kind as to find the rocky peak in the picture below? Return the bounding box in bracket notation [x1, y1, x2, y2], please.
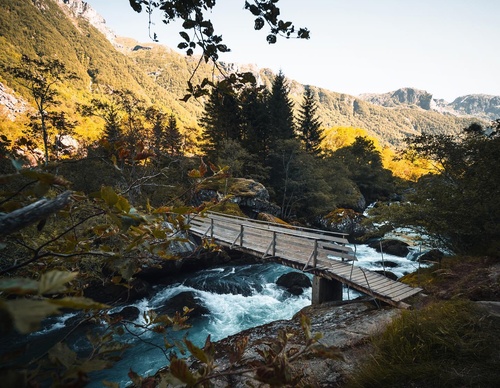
[55, 0, 118, 47]
[360, 87, 433, 110]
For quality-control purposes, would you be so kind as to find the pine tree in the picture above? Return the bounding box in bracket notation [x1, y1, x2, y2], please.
[200, 87, 243, 160]
[297, 86, 323, 155]
[165, 114, 183, 156]
[268, 71, 295, 143]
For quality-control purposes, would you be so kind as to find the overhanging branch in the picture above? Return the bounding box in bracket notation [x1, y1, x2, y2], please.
[0, 191, 72, 236]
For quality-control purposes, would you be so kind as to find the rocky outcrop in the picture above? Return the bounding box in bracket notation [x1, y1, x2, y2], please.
[360, 88, 500, 121]
[56, 0, 119, 47]
[0, 82, 29, 120]
[449, 94, 500, 120]
[158, 300, 400, 387]
[360, 87, 433, 110]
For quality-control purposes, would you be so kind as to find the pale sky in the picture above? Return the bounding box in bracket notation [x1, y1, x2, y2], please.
[86, 0, 500, 102]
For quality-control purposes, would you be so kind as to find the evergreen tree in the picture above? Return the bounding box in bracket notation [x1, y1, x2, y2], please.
[200, 87, 243, 160]
[268, 71, 295, 143]
[165, 114, 183, 156]
[145, 106, 167, 157]
[297, 86, 323, 155]
[240, 86, 271, 159]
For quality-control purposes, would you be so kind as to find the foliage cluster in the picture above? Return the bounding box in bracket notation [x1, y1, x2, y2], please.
[199, 72, 399, 220]
[370, 121, 500, 255]
[349, 299, 500, 387]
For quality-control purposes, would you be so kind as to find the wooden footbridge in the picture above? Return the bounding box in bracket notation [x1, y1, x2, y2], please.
[187, 212, 422, 308]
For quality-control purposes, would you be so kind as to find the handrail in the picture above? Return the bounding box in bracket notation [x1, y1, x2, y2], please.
[203, 211, 348, 238]
[189, 211, 350, 245]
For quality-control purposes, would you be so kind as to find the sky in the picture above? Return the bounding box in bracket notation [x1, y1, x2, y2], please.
[86, 0, 500, 102]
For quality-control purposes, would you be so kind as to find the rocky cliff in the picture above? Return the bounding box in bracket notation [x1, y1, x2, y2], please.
[360, 87, 500, 121]
[55, 0, 118, 46]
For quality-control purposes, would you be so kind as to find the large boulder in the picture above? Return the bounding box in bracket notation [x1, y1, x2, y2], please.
[109, 306, 141, 321]
[317, 208, 369, 239]
[369, 239, 410, 257]
[157, 291, 210, 318]
[276, 272, 312, 295]
[83, 278, 151, 304]
[192, 178, 280, 217]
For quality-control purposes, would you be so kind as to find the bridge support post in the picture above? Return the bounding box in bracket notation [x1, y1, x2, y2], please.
[312, 276, 342, 305]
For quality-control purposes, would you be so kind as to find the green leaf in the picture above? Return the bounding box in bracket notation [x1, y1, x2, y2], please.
[0, 277, 39, 295]
[184, 338, 209, 364]
[179, 31, 190, 42]
[101, 186, 119, 207]
[49, 297, 109, 310]
[33, 181, 50, 197]
[38, 270, 77, 295]
[4, 299, 61, 333]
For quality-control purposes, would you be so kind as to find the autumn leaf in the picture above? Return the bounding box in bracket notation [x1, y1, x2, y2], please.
[4, 299, 61, 333]
[49, 297, 109, 310]
[38, 270, 77, 295]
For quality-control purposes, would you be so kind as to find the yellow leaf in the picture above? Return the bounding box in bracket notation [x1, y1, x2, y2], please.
[49, 297, 109, 310]
[38, 270, 77, 295]
[4, 299, 61, 333]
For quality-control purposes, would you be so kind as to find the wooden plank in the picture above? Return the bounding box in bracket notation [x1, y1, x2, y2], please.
[390, 288, 423, 302]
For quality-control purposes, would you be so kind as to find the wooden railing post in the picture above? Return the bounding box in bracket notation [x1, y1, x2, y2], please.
[240, 224, 244, 247]
[313, 239, 318, 268]
[210, 218, 214, 239]
[272, 230, 276, 256]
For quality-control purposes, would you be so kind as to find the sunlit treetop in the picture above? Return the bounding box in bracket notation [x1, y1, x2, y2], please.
[128, 0, 310, 100]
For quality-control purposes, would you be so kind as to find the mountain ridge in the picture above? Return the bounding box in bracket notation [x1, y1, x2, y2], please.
[0, 0, 493, 149]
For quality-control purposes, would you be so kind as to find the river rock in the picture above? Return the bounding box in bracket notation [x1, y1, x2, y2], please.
[369, 239, 410, 257]
[157, 291, 210, 318]
[109, 306, 140, 321]
[276, 272, 312, 295]
[418, 249, 445, 263]
[374, 270, 399, 280]
[374, 260, 400, 268]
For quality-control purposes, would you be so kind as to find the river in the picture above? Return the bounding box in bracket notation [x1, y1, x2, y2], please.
[13, 243, 427, 387]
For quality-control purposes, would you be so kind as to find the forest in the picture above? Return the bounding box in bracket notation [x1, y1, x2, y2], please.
[1, 0, 499, 387]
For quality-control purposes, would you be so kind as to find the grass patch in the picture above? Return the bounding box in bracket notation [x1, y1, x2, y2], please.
[348, 299, 500, 387]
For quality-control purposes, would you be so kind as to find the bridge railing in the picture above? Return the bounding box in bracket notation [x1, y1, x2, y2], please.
[186, 211, 357, 265]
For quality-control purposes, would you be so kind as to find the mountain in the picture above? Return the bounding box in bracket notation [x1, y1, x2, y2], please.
[360, 87, 500, 122]
[0, 0, 491, 148]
